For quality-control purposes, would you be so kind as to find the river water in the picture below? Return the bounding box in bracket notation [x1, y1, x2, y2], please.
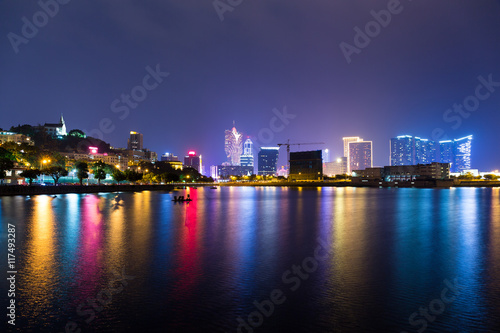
[1, 187, 499, 332]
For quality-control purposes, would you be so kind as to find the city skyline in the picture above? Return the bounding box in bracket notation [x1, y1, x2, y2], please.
[0, 115, 491, 174]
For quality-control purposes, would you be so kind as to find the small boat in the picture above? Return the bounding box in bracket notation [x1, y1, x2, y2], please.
[210, 186, 218, 189]
[172, 195, 192, 202]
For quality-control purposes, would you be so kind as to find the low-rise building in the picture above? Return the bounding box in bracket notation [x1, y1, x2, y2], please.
[352, 162, 450, 182]
[324, 157, 347, 177]
[1, 163, 27, 185]
[219, 165, 253, 178]
[0, 131, 34, 146]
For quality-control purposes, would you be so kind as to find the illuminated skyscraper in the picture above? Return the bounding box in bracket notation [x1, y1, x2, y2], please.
[225, 125, 243, 165]
[240, 139, 254, 167]
[453, 135, 472, 173]
[390, 135, 437, 166]
[258, 147, 279, 175]
[127, 131, 143, 150]
[390, 134, 472, 172]
[415, 137, 436, 165]
[349, 141, 372, 172]
[440, 135, 472, 173]
[184, 150, 201, 172]
[322, 149, 330, 163]
[390, 135, 413, 166]
[343, 137, 363, 158]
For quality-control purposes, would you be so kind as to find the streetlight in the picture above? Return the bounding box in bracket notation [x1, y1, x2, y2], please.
[41, 159, 51, 184]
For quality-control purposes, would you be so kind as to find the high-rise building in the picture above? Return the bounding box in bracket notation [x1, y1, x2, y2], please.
[184, 150, 201, 172]
[127, 131, 143, 150]
[258, 147, 280, 175]
[442, 135, 473, 173]
[343, 137, 363, 158]
[390, 134, 472, 173]
[225, 125, 243, 165]
[390, 135, 413, 166]
[390, 135, 437, 166]
[439, 140, 454, 166]
[349, 141, 372, 172]
[415, 137, 436, 165]
[240, 139, 254, 167]
[210, 165, 219, 180]
[322, 149, 330, 163]
[289, 150, 323, 181]
[453, 135, 472, 173]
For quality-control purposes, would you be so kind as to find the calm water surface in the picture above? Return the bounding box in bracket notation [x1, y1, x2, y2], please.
[1, 187, 499, 332]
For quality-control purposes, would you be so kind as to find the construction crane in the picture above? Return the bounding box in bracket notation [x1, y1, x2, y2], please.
[277, 139, 325, 172]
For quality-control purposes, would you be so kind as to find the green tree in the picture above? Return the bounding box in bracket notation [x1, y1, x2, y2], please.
[484, 174, 499, 180]
[124, 169, 143, 183]
[0, 158, 15, 179]
[91, 161, 108, 185]
[111, 169, 127, 183]
[68, 129, 86, 138]
[458, 172, 474, 180]
[43, 166, 68, 185]
[162, 173, 179, 183]
[143, 172, 160, 184]
[20, 169, 42, 185]
[75, 161, 89, 185]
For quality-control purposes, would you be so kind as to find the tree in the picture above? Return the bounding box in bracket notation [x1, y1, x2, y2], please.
[143, 172, 160, 184]
[162, 173, 179, 183]
[111, 169, 127, 183]
[43, 166, 68, 185]
[75, 161, 89, 185]
[484, 174, 499, 180]
[20, 169, 41, 185]
[91, 161, 108, 185]
[458, 172, 474, 180]
[0, 158, 15, 179]
[68, 129, 86, 138]
[124, 169, 143, 183]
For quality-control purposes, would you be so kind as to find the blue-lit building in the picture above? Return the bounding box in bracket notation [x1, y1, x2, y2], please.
[439, 136, 473, 172]
[391, 134, 472, 172]
[450, 135, 473, 173]
[391, 135, 437, 166]
[390, 136, 414, 166]
[240, 139, 254, 167]
[439, 140, 454, 166]
[415, 137, 436, 165]
[258, 147, 280, 175]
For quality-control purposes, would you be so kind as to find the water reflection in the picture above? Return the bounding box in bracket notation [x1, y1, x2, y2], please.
[4, 187, 500, 332]
[21, 195, 56, 320]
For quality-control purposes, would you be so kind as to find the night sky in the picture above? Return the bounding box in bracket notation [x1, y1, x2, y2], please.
[1, 0, 500, 171]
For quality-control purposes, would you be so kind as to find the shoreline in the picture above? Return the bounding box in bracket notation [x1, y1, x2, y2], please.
[1, 180, 499, 196]
[0, 184, 175, 196]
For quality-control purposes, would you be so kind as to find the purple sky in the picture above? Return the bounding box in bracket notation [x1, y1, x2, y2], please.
[1, 0, 500, 170]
